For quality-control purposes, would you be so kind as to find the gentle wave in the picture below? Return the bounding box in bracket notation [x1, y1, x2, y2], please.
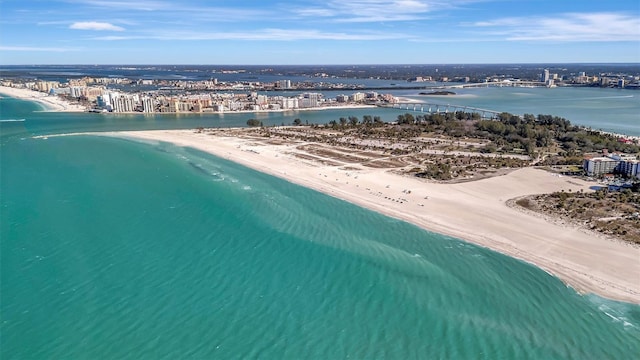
[0, 118, 26, 122]
[549, 95, 634, 101]
[3, 113, 640, 359]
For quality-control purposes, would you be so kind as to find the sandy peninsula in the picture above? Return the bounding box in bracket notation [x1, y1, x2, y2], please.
[0, 86, 86, 112]
[81, 128, 639, 304]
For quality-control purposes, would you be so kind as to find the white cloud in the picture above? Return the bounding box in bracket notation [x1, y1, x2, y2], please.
[92, 28, 408, 41]
[70, 0, 169, 11]
[70, 21, 125, 31]
[292, 0, 485, 23]
[293, 0, 430, 22]
[70, 1, 271, 20]
[91, 35, 135, 41]
[471, 12, 640, 42]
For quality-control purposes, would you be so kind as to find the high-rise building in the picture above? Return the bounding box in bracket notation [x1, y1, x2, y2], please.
[299, 93, 322, 108]
[541, 69, 550, 83]
[70, 87, 84, 98]
[109, 92, 136, 112]
[277, 80, 291, 89]
[583, 157, 619, 176]
[141, 97, 155, 113]
[350, 92, 365, 102]
[280, 97, 298, 109]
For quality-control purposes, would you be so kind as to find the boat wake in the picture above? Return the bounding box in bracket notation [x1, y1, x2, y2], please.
[552, 95, 634, 101]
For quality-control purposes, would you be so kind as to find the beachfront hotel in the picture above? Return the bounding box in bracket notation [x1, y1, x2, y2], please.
[583, 153, 640, 178]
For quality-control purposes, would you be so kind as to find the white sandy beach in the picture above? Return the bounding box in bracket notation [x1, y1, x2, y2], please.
[79, 129, 640, 303]
[0, 86, 86, 112]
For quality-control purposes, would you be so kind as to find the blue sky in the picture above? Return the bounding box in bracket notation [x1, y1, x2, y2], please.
[1, 0, 639, 64]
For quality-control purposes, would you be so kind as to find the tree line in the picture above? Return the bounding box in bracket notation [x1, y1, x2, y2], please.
[248, 110, 639, 160]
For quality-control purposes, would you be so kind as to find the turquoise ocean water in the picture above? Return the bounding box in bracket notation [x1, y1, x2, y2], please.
[1, 95, 640, 359]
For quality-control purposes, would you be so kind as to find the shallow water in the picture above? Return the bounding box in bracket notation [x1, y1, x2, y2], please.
[1, 97, 639, 359]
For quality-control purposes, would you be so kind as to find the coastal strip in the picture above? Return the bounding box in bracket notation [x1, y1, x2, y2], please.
[51, 129, 640, 304]
[0, 86, 86, 112]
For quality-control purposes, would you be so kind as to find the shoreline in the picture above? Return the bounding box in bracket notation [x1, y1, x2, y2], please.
[45, 129, 640, 304]
[2, 88, 638, 141]
[90, 104, 378, 115]
[0, 86, 86, 112]
[0, 86, 379, 115]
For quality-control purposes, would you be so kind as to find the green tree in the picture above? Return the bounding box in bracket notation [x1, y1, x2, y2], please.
[397, 113, 415, 125]
[523, 113, 536, 123]
[246, 119, 262, 127]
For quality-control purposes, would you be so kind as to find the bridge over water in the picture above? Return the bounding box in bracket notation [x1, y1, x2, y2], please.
[382, 102, 502, 119]
[440, 80, 547, 89]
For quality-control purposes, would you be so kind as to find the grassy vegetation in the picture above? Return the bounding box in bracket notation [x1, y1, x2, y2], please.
[259, 111, 639, 182]
[520, 186, 640, 244]
[323, 111, 638, 158]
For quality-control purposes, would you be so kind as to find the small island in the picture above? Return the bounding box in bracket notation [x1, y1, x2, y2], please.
[419, 91, 456, 96]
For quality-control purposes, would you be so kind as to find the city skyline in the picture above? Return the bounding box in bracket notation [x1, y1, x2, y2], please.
[1, 0, 639, 65]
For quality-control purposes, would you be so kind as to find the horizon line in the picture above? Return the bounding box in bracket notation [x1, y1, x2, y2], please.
[1, 62, 640, 67]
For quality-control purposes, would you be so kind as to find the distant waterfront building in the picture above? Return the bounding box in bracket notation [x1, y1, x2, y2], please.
[336, 94, 349, 103]
[277, 80, 291, 89]
[225, 99, 243, 111]
[108, 92, 136, 113]
[35, 81, 59, 93]
[167, 99, 191, 113]
[50, 87, 70, 96]
[541, 69, 550, 83]
[96, 95, 110, 109]
[70, 86, 84, 98]
[255, 94, 268, 107]
[84, 87, 104, 101]
[349, 92, 365, 102]
[279, 97, 298, 109]
[141, 97, 155, 113]
[299, 93, 322, 108]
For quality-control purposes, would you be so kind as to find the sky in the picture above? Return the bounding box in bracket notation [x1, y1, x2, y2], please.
[0, 0, 639, 64]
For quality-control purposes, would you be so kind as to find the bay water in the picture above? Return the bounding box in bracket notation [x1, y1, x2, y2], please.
[401, 86, 640, 136]
[1, 95, 639, 359]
